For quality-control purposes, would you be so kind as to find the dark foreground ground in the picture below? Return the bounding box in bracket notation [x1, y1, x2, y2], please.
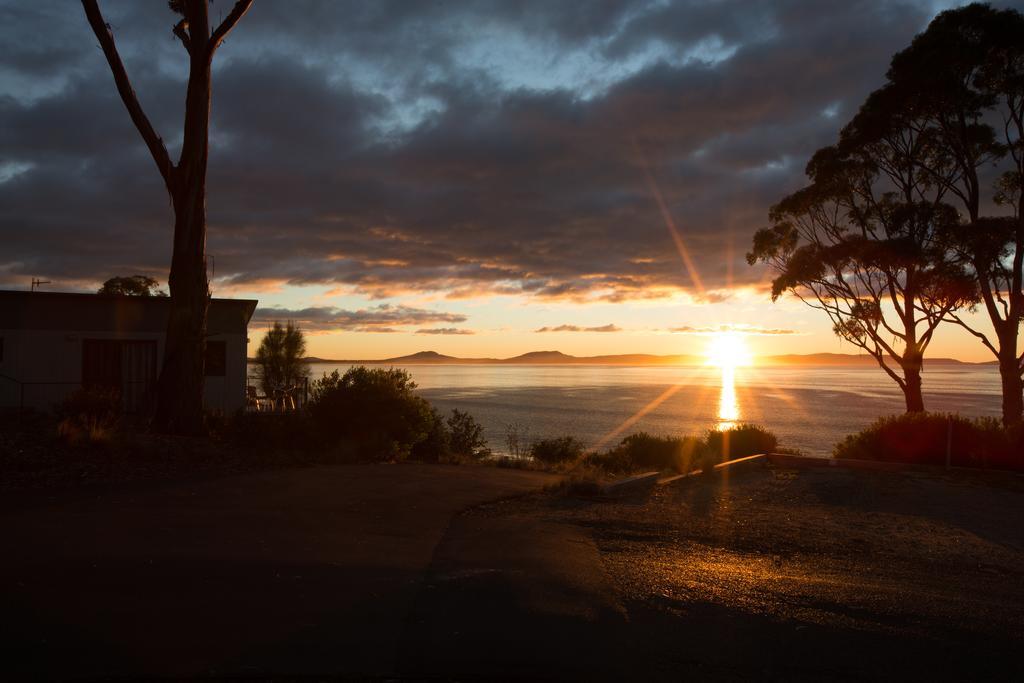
[0, 464, 558, 680]
[426, 464, 1024, 681]
[2, 462, 1022, 680]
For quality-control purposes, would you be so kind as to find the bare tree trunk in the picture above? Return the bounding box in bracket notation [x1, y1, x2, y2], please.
[997, 329, 1023, 426]
[82, 0, 252, 435]
[1009, 211, 1024, 426]
[153, 19, 213, 435]
[154, 183, 210, 434]
[901, 286, 926, 414]
[972, 265, 1023, 427]
[902, 354, 925, 413]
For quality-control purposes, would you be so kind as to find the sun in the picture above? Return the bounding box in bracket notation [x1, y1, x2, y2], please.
[705, 331, 753, 368]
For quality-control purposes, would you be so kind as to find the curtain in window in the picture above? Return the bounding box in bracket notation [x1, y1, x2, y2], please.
[120, 341, 157, 413]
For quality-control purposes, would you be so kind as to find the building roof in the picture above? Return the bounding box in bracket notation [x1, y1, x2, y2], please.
[0, 290, 258, 334]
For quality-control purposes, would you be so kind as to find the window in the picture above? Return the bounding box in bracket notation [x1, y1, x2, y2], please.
[205, 340, 226, 377]
[81, 339, 157, 413]
[82, 339, 123, 390]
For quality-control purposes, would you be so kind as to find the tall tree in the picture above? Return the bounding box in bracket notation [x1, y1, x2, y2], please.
[255, 322, 309, 397]
[82, 0, 254, 434]
[878, 3, 1024, 424]
[749, 127, 973, 413]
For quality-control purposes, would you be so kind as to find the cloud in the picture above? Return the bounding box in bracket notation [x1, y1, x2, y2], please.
[416, 327, 475, 335]
[669, 324, 798, 335]
[0, 0, 944, 303]
[535, 323, 622, 333]
[253, 304, 466, 331]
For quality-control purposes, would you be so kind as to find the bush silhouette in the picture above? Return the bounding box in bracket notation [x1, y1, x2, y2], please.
[587, 424, 780, 474]
[598, 432, 707, 473]
[308, 367, 434, 460]
[411, 408, 450, 463]
[835, 413, 1023, 470]
[55, 387, 122, 446]
[706, 424, 778, 461]
[530, 436, 586, 464]
[447, 409, 488, 458]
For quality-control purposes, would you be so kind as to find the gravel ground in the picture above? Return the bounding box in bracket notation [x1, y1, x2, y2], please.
[484, 464, 1024, 681]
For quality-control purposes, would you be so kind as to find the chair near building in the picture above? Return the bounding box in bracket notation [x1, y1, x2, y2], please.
[245, 384, 269, 412]
[271, 386, 297, 412]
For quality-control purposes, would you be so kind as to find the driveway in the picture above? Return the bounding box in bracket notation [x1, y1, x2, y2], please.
[0, 463, 558, 679]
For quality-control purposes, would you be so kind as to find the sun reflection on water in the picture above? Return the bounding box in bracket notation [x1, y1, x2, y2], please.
[705, 331, 747, 432]
[717, 364, 740, 431]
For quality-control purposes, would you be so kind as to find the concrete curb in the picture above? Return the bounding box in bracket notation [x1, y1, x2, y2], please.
[712, 453, 768, 472]
[657, 453, 769, 486]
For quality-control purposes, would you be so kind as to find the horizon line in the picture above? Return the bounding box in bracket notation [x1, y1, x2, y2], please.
[245, 350, 996, 366]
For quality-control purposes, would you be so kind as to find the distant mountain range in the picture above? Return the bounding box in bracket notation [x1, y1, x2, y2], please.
[760, 353, 994, 366]
[286, 350, 995, 366]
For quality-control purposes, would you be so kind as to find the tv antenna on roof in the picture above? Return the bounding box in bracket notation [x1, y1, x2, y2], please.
[30, 278, 51, 292]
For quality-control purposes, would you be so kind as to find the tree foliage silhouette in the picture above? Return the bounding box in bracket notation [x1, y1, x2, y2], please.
[876, 3, 1024, 424]
[751, 1, 1023, 418]
[81, 0, 253, 434]
[749, 141, 973, 412]
[255, 322, 309, 397]
[98, 275, 167, 297]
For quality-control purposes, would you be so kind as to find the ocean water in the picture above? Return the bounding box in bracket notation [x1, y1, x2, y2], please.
[300, 363, 1003, 456]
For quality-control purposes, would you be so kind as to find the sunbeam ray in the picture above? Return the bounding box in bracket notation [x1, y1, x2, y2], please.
[633, 141, 706, 296]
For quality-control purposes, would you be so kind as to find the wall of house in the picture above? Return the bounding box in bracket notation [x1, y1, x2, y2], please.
[0, 329, 247, 413]
[202, 332, 249, 415]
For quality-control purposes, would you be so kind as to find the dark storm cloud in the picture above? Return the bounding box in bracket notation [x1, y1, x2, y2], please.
[0, 4, 93, 80]
[4, 0, 1010, 299]
[252, 304, 466, 331]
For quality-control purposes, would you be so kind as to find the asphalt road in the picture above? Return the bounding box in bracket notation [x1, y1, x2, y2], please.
[0, 463, 558, 679]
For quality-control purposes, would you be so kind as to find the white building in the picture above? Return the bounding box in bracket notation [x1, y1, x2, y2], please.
[0, 290, 257, 414]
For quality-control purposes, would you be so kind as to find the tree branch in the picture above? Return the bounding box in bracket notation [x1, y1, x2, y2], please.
[946, 311, 999, 357]
[173, 18, 191, 53]
[81, 0, 174, 188]
[209, 0, 254, 53]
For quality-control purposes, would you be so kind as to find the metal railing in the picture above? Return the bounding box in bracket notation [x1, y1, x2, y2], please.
[0, 373, 86, 411]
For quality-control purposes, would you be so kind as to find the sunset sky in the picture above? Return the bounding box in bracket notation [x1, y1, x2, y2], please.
[2, 0, 1021, 361]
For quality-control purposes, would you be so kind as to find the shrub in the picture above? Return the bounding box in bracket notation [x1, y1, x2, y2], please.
[411, 408, 450, 463]
[55, 387, 122, 446]
[307, 367, 435, 461]
[504, 422, 531, 458]
[447, 409, 488, 458]
[834, 412, 1023, 470]
[585, 447, 635, 474]
[1000, 422, 1024, 470]
[599, 432, 707, 473]
[706, 424, 778, 460]
[529, 436, 586, 464]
